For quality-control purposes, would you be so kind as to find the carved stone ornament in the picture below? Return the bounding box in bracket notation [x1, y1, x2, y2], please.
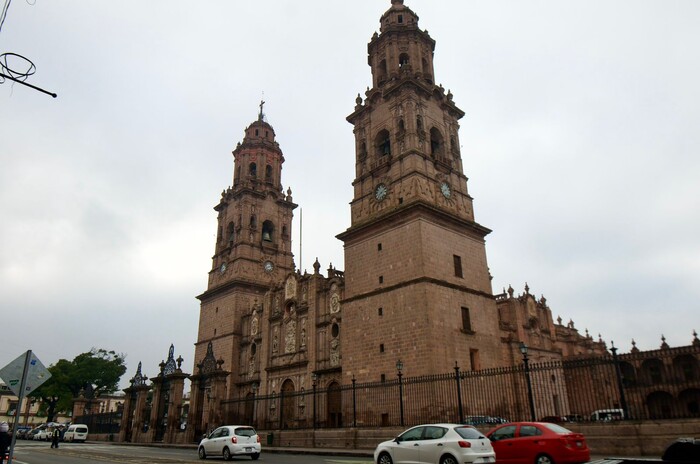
[285, 319, 297, 353]
[161, 344, 178, 377]
[251, 315, 259, 336]
[198, 342, 218, 375]
[130, 361, 148, 388]
[285, 275, 297, 300]
[330, 293, 340, 314]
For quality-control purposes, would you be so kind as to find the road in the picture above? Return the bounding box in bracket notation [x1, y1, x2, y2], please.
[8, 441, 375, 464]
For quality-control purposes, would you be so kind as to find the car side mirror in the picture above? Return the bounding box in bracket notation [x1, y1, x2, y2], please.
[394, 437, 402, 443]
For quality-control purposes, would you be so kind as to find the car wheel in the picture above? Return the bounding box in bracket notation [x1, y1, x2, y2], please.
[440, 455, 459, 464]
[198, 447, 207, 460]
[251, 452, 260, 460]
[535, 454, 554, 464]
[378, 452, 393, 464]
[223, 447, 231, 461]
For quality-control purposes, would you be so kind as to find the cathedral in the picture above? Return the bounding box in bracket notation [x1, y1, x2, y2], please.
[189, 0, 605, 432]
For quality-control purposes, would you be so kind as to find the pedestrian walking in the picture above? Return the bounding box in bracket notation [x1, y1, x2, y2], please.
[0, 422, 11, 464]
[50, 426, 60, 449]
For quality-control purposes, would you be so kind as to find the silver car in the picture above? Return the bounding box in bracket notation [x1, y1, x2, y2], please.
[374, 423, 495, 464]
[198, 425, 261, 461]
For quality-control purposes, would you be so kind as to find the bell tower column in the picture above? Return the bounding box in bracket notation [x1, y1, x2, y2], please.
[193, 105, 297, 405]
[339, 0, 503, 383]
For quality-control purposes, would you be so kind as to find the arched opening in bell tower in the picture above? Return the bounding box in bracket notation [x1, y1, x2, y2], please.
[430, 127, 444, 157]
[262, 220, 274, 242]
[375, 129, 391, 157]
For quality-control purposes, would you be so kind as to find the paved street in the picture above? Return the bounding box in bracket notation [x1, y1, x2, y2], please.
[8, 441, 375, 464]
[7, 440, 641, 464]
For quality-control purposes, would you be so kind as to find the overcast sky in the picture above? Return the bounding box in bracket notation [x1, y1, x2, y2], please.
[1, 0, 698, 389]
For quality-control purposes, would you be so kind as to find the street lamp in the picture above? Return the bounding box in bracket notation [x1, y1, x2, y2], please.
[519, 342, 536, 421]
[251, 383, 258, 427]
[311, 373, 318, 430]
[454, 361, 464, 423]
[396, 360, 404, 426]
[610, 341, 629, 419]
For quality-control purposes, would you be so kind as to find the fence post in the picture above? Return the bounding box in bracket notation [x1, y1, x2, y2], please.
[312, 374, 317, 430]
[520, 342, 536, 421]
[610, 341, 629, 419]
[396, 360, 404, 427]
[454, 361, 464, 424]
[351, 375, 357, 428]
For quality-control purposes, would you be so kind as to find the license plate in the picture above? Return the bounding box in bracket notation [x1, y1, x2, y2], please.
[475, 458, 494, 463]
[245, 447, 253, 452]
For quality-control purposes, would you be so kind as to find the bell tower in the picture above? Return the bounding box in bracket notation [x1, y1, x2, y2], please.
[339, 0, 503, 382]
[194, 103, 297, 390]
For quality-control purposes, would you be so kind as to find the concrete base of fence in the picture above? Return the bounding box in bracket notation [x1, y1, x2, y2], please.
[254, 419, 700, 457]
[98, 419, 699, 458]
[570, 419, 700, 457]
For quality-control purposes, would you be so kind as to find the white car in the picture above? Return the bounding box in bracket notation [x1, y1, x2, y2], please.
[198, 425, 261, 461]
[33, 429, 50, 441]
[374, 423, 495, 464]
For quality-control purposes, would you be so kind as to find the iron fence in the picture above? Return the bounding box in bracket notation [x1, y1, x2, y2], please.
[221, 349, 700, 429]
[74, 411, 122, 435]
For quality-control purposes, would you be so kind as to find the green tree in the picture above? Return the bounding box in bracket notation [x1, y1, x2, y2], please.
[31, 348, 126, 422]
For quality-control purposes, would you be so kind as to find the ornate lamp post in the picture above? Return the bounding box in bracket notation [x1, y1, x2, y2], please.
[251, 382, 258, 427]
[610, 341, 629, 419]
[519, 342, 536, 421]
[311, 373, 318, 429]
[454, 361, 464, 423]
[396, 360, 405, 426]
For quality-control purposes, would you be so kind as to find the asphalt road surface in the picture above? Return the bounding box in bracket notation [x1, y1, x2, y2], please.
[9, 441, 375, 464]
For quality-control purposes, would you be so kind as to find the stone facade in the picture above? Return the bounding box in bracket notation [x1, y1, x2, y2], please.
[184, 0, 694, 437]
[188, 0, 609, 422]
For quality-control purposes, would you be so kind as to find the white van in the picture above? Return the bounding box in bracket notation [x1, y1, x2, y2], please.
[63, 424, 89, 442]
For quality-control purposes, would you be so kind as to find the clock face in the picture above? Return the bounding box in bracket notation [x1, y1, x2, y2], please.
[263, 260, 274, 273]
[440, 182, 451, 199]
[374, 183, 388, 201]
[219, 262, 227, 274]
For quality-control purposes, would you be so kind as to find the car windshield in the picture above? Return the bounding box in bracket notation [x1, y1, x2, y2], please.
[455, 426, 485, 439]
[542, 423, 572, 434]
[235, 427, 257, 437]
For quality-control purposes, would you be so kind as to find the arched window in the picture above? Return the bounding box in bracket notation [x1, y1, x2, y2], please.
[227, 222, 235, 244]
[375, 129, 391, 156]
[642, 359, 665, 385]
[399, 53, 409, 69]
[422, 58, 432, 83]
[249, 162, 257, 177]
[265, 165, 272, 182]
[430, 127, 444, 157]
[620, 362, 637, 387]
[250, 215, 257, 230]
[398, 118, 405, 133]
[262, 220, 274, 242]
[377, 59, 387, 85]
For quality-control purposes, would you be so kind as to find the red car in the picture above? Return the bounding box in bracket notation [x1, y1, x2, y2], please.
[486, 422, 589, 464]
